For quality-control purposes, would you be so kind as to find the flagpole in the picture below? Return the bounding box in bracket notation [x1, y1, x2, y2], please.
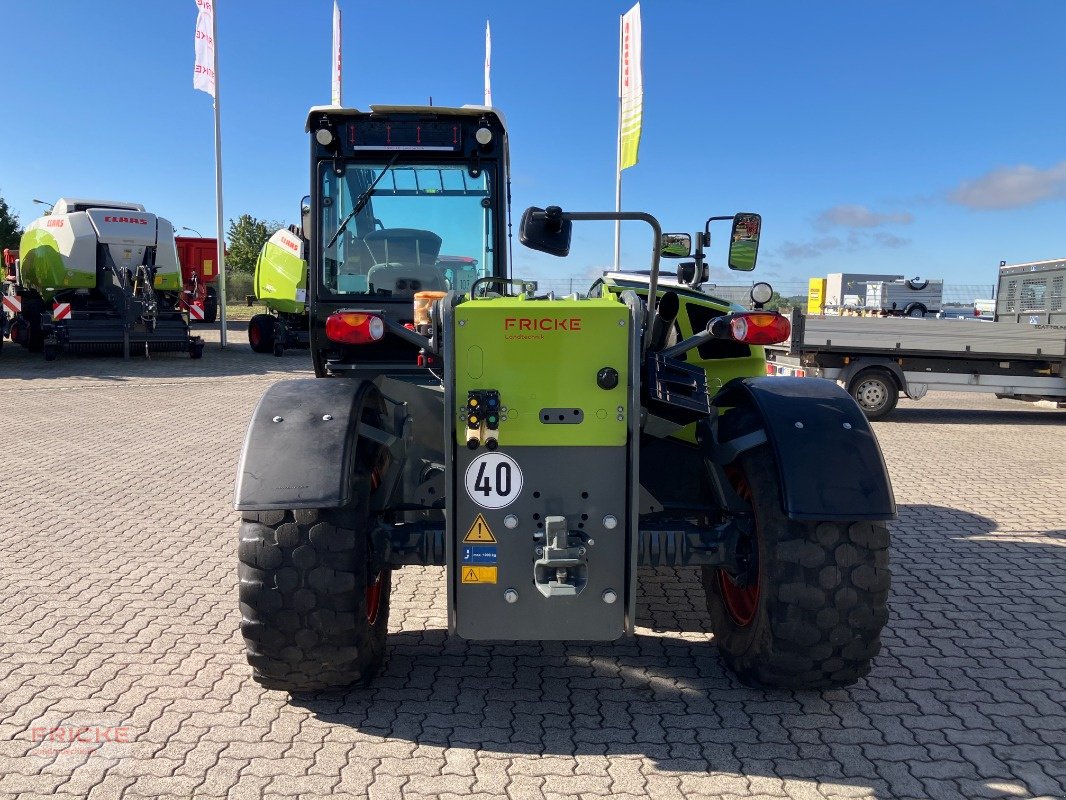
[332, 0, 342, 106]
[613, 12, 623, 271]
[211, 1, 227, 346]
[484, 20, 492, 106]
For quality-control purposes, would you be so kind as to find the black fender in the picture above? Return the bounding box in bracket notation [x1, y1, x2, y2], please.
[234, 378, 383, 511]
[712, 377, 896, 522]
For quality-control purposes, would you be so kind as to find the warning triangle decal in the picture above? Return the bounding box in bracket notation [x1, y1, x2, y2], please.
[463, 568, 479, 583]
[463, 514, 497, 543]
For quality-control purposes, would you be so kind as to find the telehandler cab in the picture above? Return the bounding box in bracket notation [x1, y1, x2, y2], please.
[236, 105, 893, 693]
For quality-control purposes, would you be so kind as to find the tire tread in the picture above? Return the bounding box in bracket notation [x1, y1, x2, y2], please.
[704, 445, 891, 690]
[238, 508, 389, 692]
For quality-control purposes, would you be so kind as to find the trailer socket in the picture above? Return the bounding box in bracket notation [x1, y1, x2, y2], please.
[467, 437, 480, 450]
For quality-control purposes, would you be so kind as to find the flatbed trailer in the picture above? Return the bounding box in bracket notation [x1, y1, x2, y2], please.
[765, 308, 1066, 418]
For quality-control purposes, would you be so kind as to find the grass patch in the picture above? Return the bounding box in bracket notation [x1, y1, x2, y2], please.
[221, 304, 264, 321]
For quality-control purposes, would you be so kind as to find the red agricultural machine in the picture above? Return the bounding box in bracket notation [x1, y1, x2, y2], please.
[175, 237, 221, 324]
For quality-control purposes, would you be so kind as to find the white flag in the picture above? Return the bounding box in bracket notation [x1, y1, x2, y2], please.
[484, 21, 492, 106]
[332, 1, 343, 106]
[619, 2, 642, 170]
[193, 0, 216, 97]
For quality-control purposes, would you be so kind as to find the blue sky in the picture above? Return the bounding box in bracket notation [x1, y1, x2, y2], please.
[3, 0, 1065, 293]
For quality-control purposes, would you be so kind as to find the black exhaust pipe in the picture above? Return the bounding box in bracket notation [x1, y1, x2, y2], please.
[647, 290, 680, 351]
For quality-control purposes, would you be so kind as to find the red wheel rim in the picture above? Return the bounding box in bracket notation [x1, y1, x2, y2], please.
[365, 571, 383, 624]
[717, 468, 760, 627]
[363, 466, 385, 625]
[249, 322, 261, 347]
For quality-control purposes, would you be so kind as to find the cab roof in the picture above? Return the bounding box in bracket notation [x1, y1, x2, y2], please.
[305, 104, 508, 132]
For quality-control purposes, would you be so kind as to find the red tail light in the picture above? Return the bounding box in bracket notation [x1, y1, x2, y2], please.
[765, 363, 775, 375]
[729, 312, 791, 345]
[325, 312, 385, 344]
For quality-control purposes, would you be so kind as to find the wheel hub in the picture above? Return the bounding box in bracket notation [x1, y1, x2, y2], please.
[855, 380, 886, 409]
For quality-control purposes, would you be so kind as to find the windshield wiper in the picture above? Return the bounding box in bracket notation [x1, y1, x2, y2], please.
[324, 154, 400, 250]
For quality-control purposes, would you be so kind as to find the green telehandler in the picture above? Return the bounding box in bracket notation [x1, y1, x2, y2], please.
[235, 104, 893, 692]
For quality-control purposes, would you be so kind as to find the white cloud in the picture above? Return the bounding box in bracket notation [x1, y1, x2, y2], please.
[816, 204, 914, 229]
[778, 231, 910, 261]
[948, 161, 1066, 209]
[780, 236, 842, 260]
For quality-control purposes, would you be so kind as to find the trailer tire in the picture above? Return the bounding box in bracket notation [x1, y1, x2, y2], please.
[248, 314, 275, 354]
[203, 287, 218, 324]
[238, 498, 391, 692]
[848, 368, 898, 420]
[904, 303, 926, 318]
[703, 443, 890, 689]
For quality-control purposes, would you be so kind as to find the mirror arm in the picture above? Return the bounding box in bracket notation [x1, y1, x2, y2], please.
[705, 215, 732, 239]
[555, 211, 662, 354]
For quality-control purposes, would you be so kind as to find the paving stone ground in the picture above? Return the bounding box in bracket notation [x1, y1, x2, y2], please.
[0, 324, 1063, 800]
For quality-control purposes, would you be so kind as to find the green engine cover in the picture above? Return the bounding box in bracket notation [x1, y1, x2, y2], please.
[598, 277, 768, 442]
[453, 295, 631, 447]
[255, 229, 307, 314]
[19, 228, 93, 299]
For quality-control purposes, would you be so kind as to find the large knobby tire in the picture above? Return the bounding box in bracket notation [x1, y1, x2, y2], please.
[248, 314, 275, 354]
[238, 500, 391, 692]
[703, 444, 890, 689]
[848, 368, 899, 420]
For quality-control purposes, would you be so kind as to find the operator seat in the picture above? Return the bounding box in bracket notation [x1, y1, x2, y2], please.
[364, 228, 446, 294]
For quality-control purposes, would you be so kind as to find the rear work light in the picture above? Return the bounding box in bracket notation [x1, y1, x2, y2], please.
[325, 312, 385, 344]
[729, 312, 791, 345]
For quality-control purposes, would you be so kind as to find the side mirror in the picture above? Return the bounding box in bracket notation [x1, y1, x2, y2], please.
[519, 206, 572, 257]
[300, 195, 311, 237]
[659, 233, 691, 259]
[727, 212, 761, 271]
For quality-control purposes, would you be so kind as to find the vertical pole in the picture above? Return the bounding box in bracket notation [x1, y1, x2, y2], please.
[613, 13, 623, 271]
[212, 1, 227, 346]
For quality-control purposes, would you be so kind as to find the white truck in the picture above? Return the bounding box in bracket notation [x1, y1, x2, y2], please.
[864, 276, 944, 317]
[766, 259, 1066, 418]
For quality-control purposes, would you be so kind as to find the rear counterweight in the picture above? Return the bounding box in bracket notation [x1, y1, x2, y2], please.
[445, 295, 638, 640]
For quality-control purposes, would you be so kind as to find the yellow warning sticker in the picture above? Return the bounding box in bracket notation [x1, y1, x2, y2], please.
[461, 566, 498, 584]
[463, 514, 497, 544]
